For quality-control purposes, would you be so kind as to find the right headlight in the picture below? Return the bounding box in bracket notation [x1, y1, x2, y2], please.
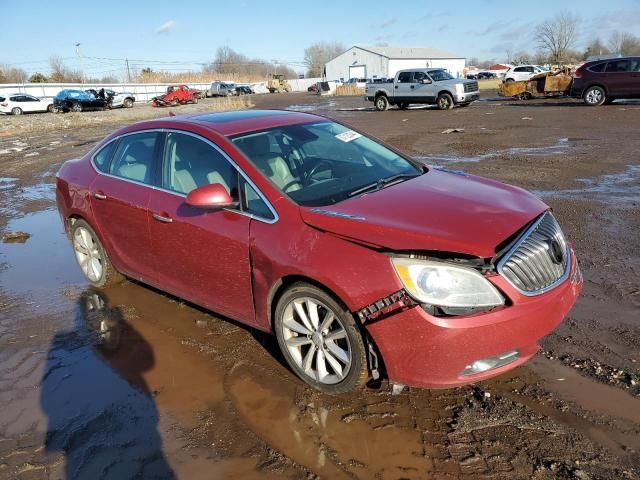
[391, 258, 505, 308]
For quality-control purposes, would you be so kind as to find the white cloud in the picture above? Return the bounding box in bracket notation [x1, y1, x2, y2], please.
[156, 20, 177, 35]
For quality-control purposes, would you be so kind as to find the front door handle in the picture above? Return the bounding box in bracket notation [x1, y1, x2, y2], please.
[152, 213, 173, 223]
[93, 192, 107, 200]
[394, 85, 398, 89]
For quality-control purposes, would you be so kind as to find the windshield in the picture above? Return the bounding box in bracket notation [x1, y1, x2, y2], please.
[231, 121, 422, 207]
[429, 69, 454, 81]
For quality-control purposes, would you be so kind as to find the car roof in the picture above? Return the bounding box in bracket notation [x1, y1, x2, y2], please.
[129, 109, 327, 137]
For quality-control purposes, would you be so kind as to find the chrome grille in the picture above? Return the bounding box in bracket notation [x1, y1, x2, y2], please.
[464, 81, 478, 92]
[497, 212, 569, 295]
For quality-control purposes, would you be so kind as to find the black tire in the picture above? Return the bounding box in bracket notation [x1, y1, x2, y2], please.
[274, 282, 368, 394]
[46, 104, 54, 113]
[583, 86, 606, 106]
[437, 92, 454, 110]
[519, 92, 533, 100]
[192, 96, 198, 104]
[71, 102, 83, 113]
[71, 219, 123, 288]
[11, 107, 23, 115]
[374, 95, 389, 111]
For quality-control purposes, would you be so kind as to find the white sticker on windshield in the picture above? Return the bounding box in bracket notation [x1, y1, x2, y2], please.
[335, 130, 362, 142]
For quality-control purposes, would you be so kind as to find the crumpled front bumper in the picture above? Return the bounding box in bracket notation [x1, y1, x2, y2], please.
[365, 248, 582, 388]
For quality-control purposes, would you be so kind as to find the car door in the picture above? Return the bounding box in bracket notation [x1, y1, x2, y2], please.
[147, 131, 254, 324]
[394, 71, 414, 103]
[604, 59, 635, 96]
[89, 131, 162, 283]
[412, 71, 435, 102]
[23, 95, 44, 112]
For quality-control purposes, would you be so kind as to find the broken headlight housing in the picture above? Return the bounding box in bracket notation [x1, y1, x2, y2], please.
[391, 258, 505, 308]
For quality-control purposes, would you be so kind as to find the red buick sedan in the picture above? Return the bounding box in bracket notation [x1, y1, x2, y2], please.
[56, 110, 582, 393]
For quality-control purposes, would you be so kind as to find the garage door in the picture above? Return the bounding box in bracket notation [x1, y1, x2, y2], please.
[349, 65, 366, 80]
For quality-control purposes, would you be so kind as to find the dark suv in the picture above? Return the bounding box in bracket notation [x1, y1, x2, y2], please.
[572, 57, 640, 106]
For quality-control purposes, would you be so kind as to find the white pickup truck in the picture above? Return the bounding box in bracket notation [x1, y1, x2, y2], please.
[365, 68, 480, 111]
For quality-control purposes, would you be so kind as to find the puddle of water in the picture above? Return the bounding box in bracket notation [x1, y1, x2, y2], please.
[0, 177, 18, 191]
[287, 101, 338, 113]
[415, 137, 572, 164]
[535, 164, 640, 205]
[0, 209, 84, 309]
[17, 182, 55, 202]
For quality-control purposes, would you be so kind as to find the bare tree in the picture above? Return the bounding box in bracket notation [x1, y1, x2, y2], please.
[304, 41, 344, 78]
[49, 56, 83, 83]
[204, 46, 296, 79]
[535, 11, 579, 64]
[513, 51, 532, 65]
[0, 65, 28, 83]
[584, 38, 610, 59]
[609, 31, 640, 56]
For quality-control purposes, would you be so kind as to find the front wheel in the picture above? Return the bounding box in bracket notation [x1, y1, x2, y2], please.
[583, 86, 606, 106]
[47, 104, 54, 113]
[71, 219, 123, 288]
[274, 283, 368, 394]
[374, 95, 389, 111]
[71, 102, 83, 112]
[437, 93, 454, 110]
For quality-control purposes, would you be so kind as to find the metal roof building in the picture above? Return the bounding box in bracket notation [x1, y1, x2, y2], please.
[325, 45, 466, 81]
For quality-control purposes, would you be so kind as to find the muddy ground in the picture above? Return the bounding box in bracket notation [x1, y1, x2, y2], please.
[0, 92, 639, 480]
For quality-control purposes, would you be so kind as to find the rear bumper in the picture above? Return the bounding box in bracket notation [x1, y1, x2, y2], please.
[366, 248, 582, 388]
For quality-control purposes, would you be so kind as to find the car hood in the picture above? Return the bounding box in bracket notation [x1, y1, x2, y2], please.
[299, 169, 548, 258]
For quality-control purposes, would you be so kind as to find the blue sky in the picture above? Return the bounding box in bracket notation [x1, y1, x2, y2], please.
[2, 0, 639, 77]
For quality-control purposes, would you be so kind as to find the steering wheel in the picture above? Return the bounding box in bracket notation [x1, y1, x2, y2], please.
[305, 160, 333, 184]
[281, 180, 304, 193]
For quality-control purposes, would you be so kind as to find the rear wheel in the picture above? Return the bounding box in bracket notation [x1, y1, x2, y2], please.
[274, 283, 368, 394]
[375, 95, 389, 111]
[11, 107, 23, 115]
[46, 104, 54, 113]
[71, 219, 123, 288]
[583, 86, 606, 106]
[437, 93, 454, 110]
[192, 96, 198, 104]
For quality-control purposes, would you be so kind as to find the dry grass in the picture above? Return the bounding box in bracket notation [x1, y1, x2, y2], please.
[335, 84, 365, 96]
[131, 71, 267, 84]
[0, 96, 253, 136]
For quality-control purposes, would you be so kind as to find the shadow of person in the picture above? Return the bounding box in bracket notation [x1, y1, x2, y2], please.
[40, 289, 176, 479]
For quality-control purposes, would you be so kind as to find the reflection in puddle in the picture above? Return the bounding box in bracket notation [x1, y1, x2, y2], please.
[535, 165, 640, 205]
[415, 138, 572, 164]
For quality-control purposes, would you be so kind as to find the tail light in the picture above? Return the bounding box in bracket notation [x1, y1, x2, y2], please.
[574, 66, 584, 78]
[365, 86, 368, 93]
[0, 103, 7, 107]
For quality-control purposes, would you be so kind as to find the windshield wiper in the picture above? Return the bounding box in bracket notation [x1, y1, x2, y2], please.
[348, 172, 420, 197]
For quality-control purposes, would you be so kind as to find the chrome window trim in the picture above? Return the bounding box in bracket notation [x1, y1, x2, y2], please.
[89, 128, 279, 224]
[496, 211, 570, 296]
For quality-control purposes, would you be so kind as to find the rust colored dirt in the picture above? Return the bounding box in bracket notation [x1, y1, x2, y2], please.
[0, 92, 639, 479]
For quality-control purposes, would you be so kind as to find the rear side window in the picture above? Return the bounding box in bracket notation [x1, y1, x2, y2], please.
[397, 72, 413, 83]
[588, 62, 606, 73]
[93, 141, 117, 173]
[605, 60, 630, 72]
[109, 132, 160, 184]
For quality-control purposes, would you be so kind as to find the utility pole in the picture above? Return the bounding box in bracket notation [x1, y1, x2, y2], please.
[75, 42, 83, 84]
[125, 58, 131, 82]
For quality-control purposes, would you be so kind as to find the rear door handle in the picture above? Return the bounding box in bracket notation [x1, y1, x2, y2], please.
[410, 85, 415, 89]
[394, 85, 398, 89]
[93, 192, 107, 200]
[152, 213, 173, 223]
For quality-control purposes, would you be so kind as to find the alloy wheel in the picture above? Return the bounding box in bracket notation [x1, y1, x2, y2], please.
[280, 297, 352, 385]
[586, 88, 603, 104]
[73, 226, 103, 282]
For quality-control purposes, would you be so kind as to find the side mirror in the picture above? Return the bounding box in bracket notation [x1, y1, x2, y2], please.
[186, 183, 237, 209]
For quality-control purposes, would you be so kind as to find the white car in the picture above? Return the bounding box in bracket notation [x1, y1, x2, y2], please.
[504, 65, 549, 82]
[0, 93, 53, 115]
[105, 89, 135, 108]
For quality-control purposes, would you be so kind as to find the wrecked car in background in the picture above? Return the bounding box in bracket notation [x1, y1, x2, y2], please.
[56, 110, 582, 394]
[53, 89, 108, 112]
[151, 85, 199, 107]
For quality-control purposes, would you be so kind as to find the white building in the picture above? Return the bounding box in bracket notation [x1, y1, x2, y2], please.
[325, 45, 466, 81]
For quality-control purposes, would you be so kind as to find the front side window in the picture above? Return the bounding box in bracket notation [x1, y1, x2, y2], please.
[162, 132, 239, 200]
[109, 132, 160, 184]
[232, 121, 422, 207]
[429, 70, 454, 81]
